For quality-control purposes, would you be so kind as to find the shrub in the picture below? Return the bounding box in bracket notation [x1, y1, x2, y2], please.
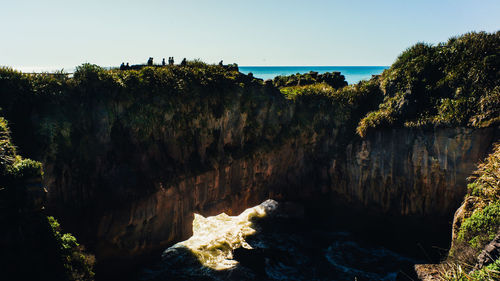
[8, 157, 43, 180]
[357, 31, 500, 136]
[48, 216, 95, 281]
[457, 203, 500, 249]
[273, 71, 347, 89]
[73, 63, 105, 81]
[0, 117, 43, 184]
[444, 143, 500, 276]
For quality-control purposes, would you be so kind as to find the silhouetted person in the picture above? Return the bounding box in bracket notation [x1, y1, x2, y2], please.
[219, 60, 223, 66]
[162, 58, 166, 66]
[169, 57, 174, 65]
[120, 62, 125, 70]
[181, 58, 187, 66]
[147, 57, 153, 66]
[126, 62, 130, 69]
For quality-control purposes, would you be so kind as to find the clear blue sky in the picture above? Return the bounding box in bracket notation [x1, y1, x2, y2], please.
[1, 0, 499, 70]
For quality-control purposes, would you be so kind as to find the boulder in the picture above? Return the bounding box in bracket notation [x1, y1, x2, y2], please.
[475, 230, 500, 269]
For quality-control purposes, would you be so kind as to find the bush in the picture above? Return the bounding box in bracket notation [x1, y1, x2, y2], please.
[48, 216, 95, 281]
[357, 31, 500, 136]
[8, 157, 43, 180]
[273, 71, 347, 89]
[457, 203, 500, 249]
[0, 117, 43, 184]
[73, 63, 105, 81]
[444, 143, 500, 276]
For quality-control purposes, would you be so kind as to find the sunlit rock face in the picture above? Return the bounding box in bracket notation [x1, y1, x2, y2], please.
[141, 200, 419, 281]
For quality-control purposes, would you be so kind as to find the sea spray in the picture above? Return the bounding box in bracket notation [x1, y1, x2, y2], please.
[177, 199, 278, 270]
[142, 200, 420, 281]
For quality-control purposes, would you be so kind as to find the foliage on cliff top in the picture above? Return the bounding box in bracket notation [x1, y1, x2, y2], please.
[279, 76, 384, 128]
[0, 60, 249, 109]
[357, 31, 500, 137]
[0, 60, 264, 153]
[0, 61, 288, 204]
[273, 71, 348, 89]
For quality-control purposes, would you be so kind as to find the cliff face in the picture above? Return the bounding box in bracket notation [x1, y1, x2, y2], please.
[21, 70, 332, 260]
[1, 65, 497, 265]
[87, 125, 498, 260]
[95, 139, 316, 259]
[326, 127, 497, 218]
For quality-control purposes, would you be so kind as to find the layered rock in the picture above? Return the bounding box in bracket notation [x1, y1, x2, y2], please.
[89, 125, 498, 261]
[94, 139, 316, 259]
[325, 127, 498, 218]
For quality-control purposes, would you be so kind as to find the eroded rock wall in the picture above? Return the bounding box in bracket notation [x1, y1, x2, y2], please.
[90, 125, 498, 260]
[94, 140, 316, 259]
[325, 127, 498, 218]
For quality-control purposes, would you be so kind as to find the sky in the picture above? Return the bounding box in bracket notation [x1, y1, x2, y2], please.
[1, 0, 499, 71]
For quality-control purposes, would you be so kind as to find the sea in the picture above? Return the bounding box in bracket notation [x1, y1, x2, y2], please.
[238, 66, 389, 84]
[10, 65, 388, 85]
[140, 200, 424, 281]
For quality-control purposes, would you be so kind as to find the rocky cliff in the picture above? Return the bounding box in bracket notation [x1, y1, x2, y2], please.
[93, 126, 498, 261]
[95, 138, 317, 260]
[325, 127, 498, 217]
[1, 63, 498, 266]
[0, 32, 498, 274]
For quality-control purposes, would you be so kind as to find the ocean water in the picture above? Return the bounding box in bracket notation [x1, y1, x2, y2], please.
[239, 66, 389, 84]
[141, 200, 421, 281]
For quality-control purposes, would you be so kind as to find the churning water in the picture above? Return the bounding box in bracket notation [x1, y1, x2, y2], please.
[141, 200, 421, 281]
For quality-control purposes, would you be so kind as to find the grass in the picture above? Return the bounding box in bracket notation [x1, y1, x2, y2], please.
[438, 259, 500, 281]
[439, 143, 500, 280]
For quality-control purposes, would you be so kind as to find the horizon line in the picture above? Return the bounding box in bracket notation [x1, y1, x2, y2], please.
[239, 65, 389, 67]
[5, 64, 391, 73]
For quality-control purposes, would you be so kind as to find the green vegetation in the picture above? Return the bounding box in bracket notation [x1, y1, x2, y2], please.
[457, 203, 499, 249]
[0, 61, 290, 214]
[279, 77, 383, 130]
[440, 143, 500, 280]
[1, 117, 42, 187]
[277, 32, 499, 138]
[273, 71, 348, 89]
[439, 259, 500, 281]
[48, 216, 95, 281]
[0, 117, 93, 281]
[357, 31, 500, 137]
[457, 143, 500, 250]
